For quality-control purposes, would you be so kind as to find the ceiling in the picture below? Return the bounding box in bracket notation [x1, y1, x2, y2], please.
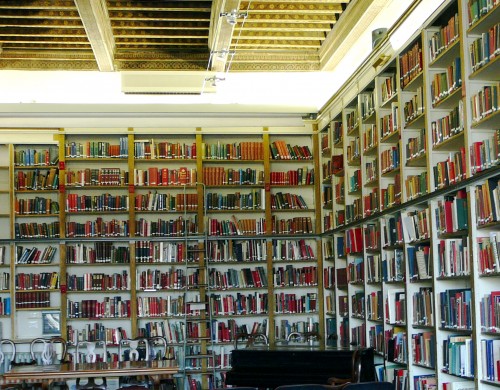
[0, 0, 353, 73]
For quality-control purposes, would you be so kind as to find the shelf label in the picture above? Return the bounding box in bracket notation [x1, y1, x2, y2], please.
[59, 161, 65, 170]
[265, 183, 270, 192]
[60, 284, 67, 294]
[129, 184, 135, 194]
[59, 184, 65, 193]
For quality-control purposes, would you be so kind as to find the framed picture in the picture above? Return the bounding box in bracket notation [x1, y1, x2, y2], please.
[42, 311, 61, 336]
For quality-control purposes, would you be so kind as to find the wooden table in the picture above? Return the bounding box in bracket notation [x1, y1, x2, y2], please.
[3, 360, 179, 390]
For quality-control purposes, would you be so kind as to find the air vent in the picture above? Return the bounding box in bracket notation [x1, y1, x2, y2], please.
[121, 71, 216, 95]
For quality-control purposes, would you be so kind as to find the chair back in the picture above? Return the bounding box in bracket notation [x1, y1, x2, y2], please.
[148, 336, 167, 360]
[76, 340, 107, 363]
[119, 338, 149, 362]
[30, 337, 67, 365]
[0, 339, 16, 373]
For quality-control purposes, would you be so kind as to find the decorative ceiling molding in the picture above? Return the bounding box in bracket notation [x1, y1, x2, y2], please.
[74, 0, 115, 71]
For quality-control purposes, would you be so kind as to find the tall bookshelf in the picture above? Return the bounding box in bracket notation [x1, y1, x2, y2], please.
[317, 0, 499, 389]
[0, 126, 321, 390]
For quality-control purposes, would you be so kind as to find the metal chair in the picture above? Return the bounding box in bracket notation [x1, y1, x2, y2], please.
[0, 339, 16, 374]
[118, 338, 150, 389]
[74, 341, 108, 390]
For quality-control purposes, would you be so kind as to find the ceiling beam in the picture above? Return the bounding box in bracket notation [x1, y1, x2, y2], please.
[74, 0, 115, 71]
[208, 0, 241, 73]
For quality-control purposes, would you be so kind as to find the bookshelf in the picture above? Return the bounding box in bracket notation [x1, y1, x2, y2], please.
[317, 0, 499, 388]
[0, 129, 323, 389]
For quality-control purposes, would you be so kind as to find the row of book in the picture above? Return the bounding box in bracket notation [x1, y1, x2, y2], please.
[134, 140, 196, 160]
[431, 58, 462, 107]
[470, 84, 499, 123]
[439, 288, 472, 330]
[380, 175, 402, 210]
[431, 103, 464, 147]
[15, 197, 59, 215]
[269, 168, 314, 186]
[137, 319, 186, 342]
[380, 74, 397, 104]
[271, 216, 314, 235]
[346, 109, 359, 133]
[206, 190, 263, 211]
[15, 222, 59, 242]
[15, 272, 58, 290]
[14, 148, 57, 167]
[345, 198, 363, 225]
[270, 192, 308, 210]
[65, 219, 129, 238]
[66, 297, 131, 318]
[135, 241, 199, 263]
[209, 293, 269, 316]
[134, 216, 198, 237]
[67, 271, 129, 291]
[407, 246, 432, 281]
[202, 167, 264, 186]
[367, 291, 383, 321]
[65, 139, 128, 159]
[363, 124, 377, 151]
[412, 331, 436, 368]
[347, 257, 364, 284]
[208, 266, 267, 289]
[0, 297, 11, 316]
[0, 273, 8, 291]
[469, 23, 500, 73]
[16, 245, 57, 264]
[137, 268, 197, 291]
[479, 289, 500, 332]
[66, 322, 127, 346]
[15, 168, 59, 190]
[475, 177, 500, 226]
[207, 216, 266, 236]
[360, 92, 375, 120]
[351, 290, 365, 318]
[273, 265, 318, 287]
[269, 141, 313, 160]
[135, 192, 198, 212]
[467, 0, 499, 27]
[207, 239, 267, 262]
[403, 88, 424, 125]
[412, 287, 434, 327]
[202, 141, 264, 161]
[381, 145, 400, 174]
[66, 242, 130, 264]
[470, 130, 500, 175]
[405, 172, 428, 200]
[381, 107, 400, 141]
[477, 233, 500, 274]
[66, 168, 128, 187]
[438, 238, 470, 277]
[133, 167, 195, 186]
[348, 169, 361, 193]
[15, 291, 51, 308]
[272, 238, 315, 261]
[274, 292, 318, 314]
[436, 190, 468, 234]
[386, 289, 406, 325]
[399, 40, 423, 89]
[428, 12, 459, 62]
[66, 193, 129, 212]
[136, 295, 194, 317]
[443, 335, 474, 378]
[346, 137, 361, 163]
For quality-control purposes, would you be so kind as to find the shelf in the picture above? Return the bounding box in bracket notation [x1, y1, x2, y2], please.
[429, 38, 460, 68]
[432, 86, 463, 109]
[404, 111, 425, 129]
[402, 70, 424, 92]
[469, 54, 500, 81]
[380, 129, 400, 144]
[471, 108, 500, 129]
[432, 129, 464, 151]
[406, 152, 427, 167]
[467, 2, 500, 35]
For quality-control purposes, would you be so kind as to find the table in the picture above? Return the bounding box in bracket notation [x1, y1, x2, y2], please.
[3, 360, 179, 390]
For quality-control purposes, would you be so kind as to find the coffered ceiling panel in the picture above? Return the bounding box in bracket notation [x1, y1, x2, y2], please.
[0, 0, 352, 72]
